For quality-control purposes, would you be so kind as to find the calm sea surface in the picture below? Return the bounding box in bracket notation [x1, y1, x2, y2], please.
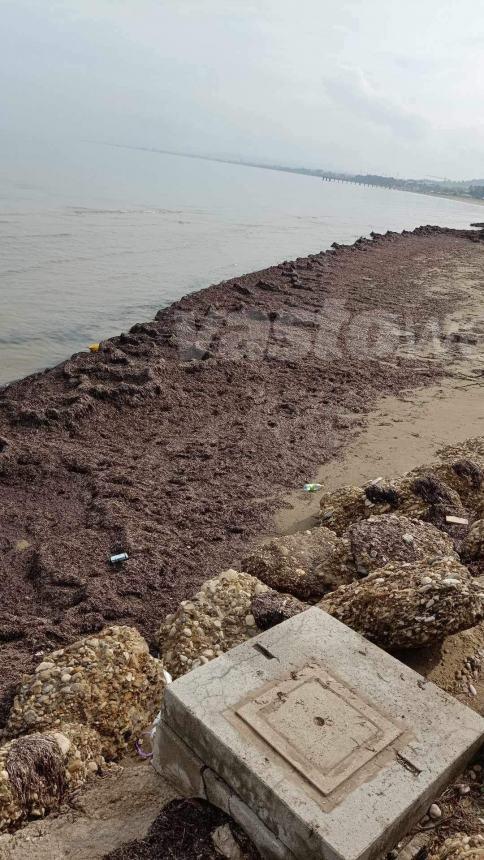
[1, 136, 483, 385]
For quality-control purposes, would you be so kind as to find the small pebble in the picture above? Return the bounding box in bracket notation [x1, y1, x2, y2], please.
[469, 683, 477, 696]
[429, 803, 441, 820]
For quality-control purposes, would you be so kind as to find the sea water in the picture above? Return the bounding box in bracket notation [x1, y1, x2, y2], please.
[1, 134, 482, 385]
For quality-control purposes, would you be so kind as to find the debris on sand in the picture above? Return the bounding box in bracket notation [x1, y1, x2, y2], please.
[158, 570, 268, 678]
[5, 626, 165, 759]
[105, 797, 261, 860]
[242, 528, 355, 599]
[320, 557, 484, 649]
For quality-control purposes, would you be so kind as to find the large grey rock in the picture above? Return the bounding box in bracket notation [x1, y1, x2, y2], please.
[242, 528, 354, 599]
[345, 513, 456, 575]
[158, 569, 268, 678]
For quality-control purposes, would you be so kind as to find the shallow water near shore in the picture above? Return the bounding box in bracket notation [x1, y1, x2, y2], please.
[1, 134, 483, 385]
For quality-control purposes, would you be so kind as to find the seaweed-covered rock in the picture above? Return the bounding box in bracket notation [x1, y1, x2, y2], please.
[242, 528, 355, 599]
[158, 570, 268, 678]
[0, 722, 104, 831]
[319, 479, 416, 533]
[423, 503, 470, 548]
[251, 590, 308, 631]
[408, 472, 468, 535]
[6, 626, 165, 759]
[433, 458, 483, 511]
[320, 557, 483, 649]
[319, 466, 475, 536]
[345, 514, 456, 575]
[428, 833, 484, 860]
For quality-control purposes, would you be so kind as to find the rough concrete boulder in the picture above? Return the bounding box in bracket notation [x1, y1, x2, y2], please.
[318, 478, 428, 533]
[460, 520, 484, 562]
[241, 528, 355, 599]
[319, 485, 370, 534]
[6, 626, 165, 759]
[0, 722, 104, 831]
[320, 557, 484, 649]
[319, 470, 471, 537]
[158, 570, 268, 678]
[251, 590, 309, 631]
[345, 513, 457, 575]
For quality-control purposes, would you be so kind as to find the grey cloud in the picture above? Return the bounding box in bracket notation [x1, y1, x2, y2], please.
[322, 66, 428, 139]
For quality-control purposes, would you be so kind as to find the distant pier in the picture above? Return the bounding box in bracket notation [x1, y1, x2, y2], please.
[320, 174, 398, 190]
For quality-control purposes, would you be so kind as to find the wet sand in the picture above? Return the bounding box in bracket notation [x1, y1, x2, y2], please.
[0, 224, 483, 727]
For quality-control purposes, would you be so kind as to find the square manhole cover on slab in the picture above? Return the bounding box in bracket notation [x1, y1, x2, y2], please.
[235, 665, 402, 796]
[161, 608, 484, 860]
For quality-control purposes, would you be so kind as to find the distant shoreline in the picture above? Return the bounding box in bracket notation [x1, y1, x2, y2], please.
[409, 189, 484, 207]
[100, 141, 484, 209]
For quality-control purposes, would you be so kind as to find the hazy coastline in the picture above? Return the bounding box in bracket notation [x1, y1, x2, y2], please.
[2, 141, 484, 386]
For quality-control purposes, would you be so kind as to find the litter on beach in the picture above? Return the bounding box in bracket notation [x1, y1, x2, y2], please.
[445, 515, 469, 525]
[109, 551, 129, 564]
[303, 482, 323, 492]
[89, 343, 100, 353]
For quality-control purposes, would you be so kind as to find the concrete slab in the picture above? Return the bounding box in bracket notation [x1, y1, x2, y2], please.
[158, 607, 484, 860]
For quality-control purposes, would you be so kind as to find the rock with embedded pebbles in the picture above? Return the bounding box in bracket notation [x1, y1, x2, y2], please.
[6, 626, 165, 759]
[318, 478, 428, 534]
[241, 528, 355, 599]
[320, 557, 484, 649]
[158, 569, 268, 678]
[251, 590, 309, 631]
[345, 513, 456, 575]
[319, 465, 474, 537]
[319, 486, 370, 534]
[460, 520, 483, 562]
[0, 722, 104, 831]
[428, 833, 484, 860]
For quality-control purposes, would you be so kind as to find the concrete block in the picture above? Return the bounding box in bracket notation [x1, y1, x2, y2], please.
[160, 607, 484, 860]
[152, 717, 206, 799]
[203, 767, 231, 814]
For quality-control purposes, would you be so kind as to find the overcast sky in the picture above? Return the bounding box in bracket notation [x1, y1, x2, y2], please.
[2, 0, 484, 180]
